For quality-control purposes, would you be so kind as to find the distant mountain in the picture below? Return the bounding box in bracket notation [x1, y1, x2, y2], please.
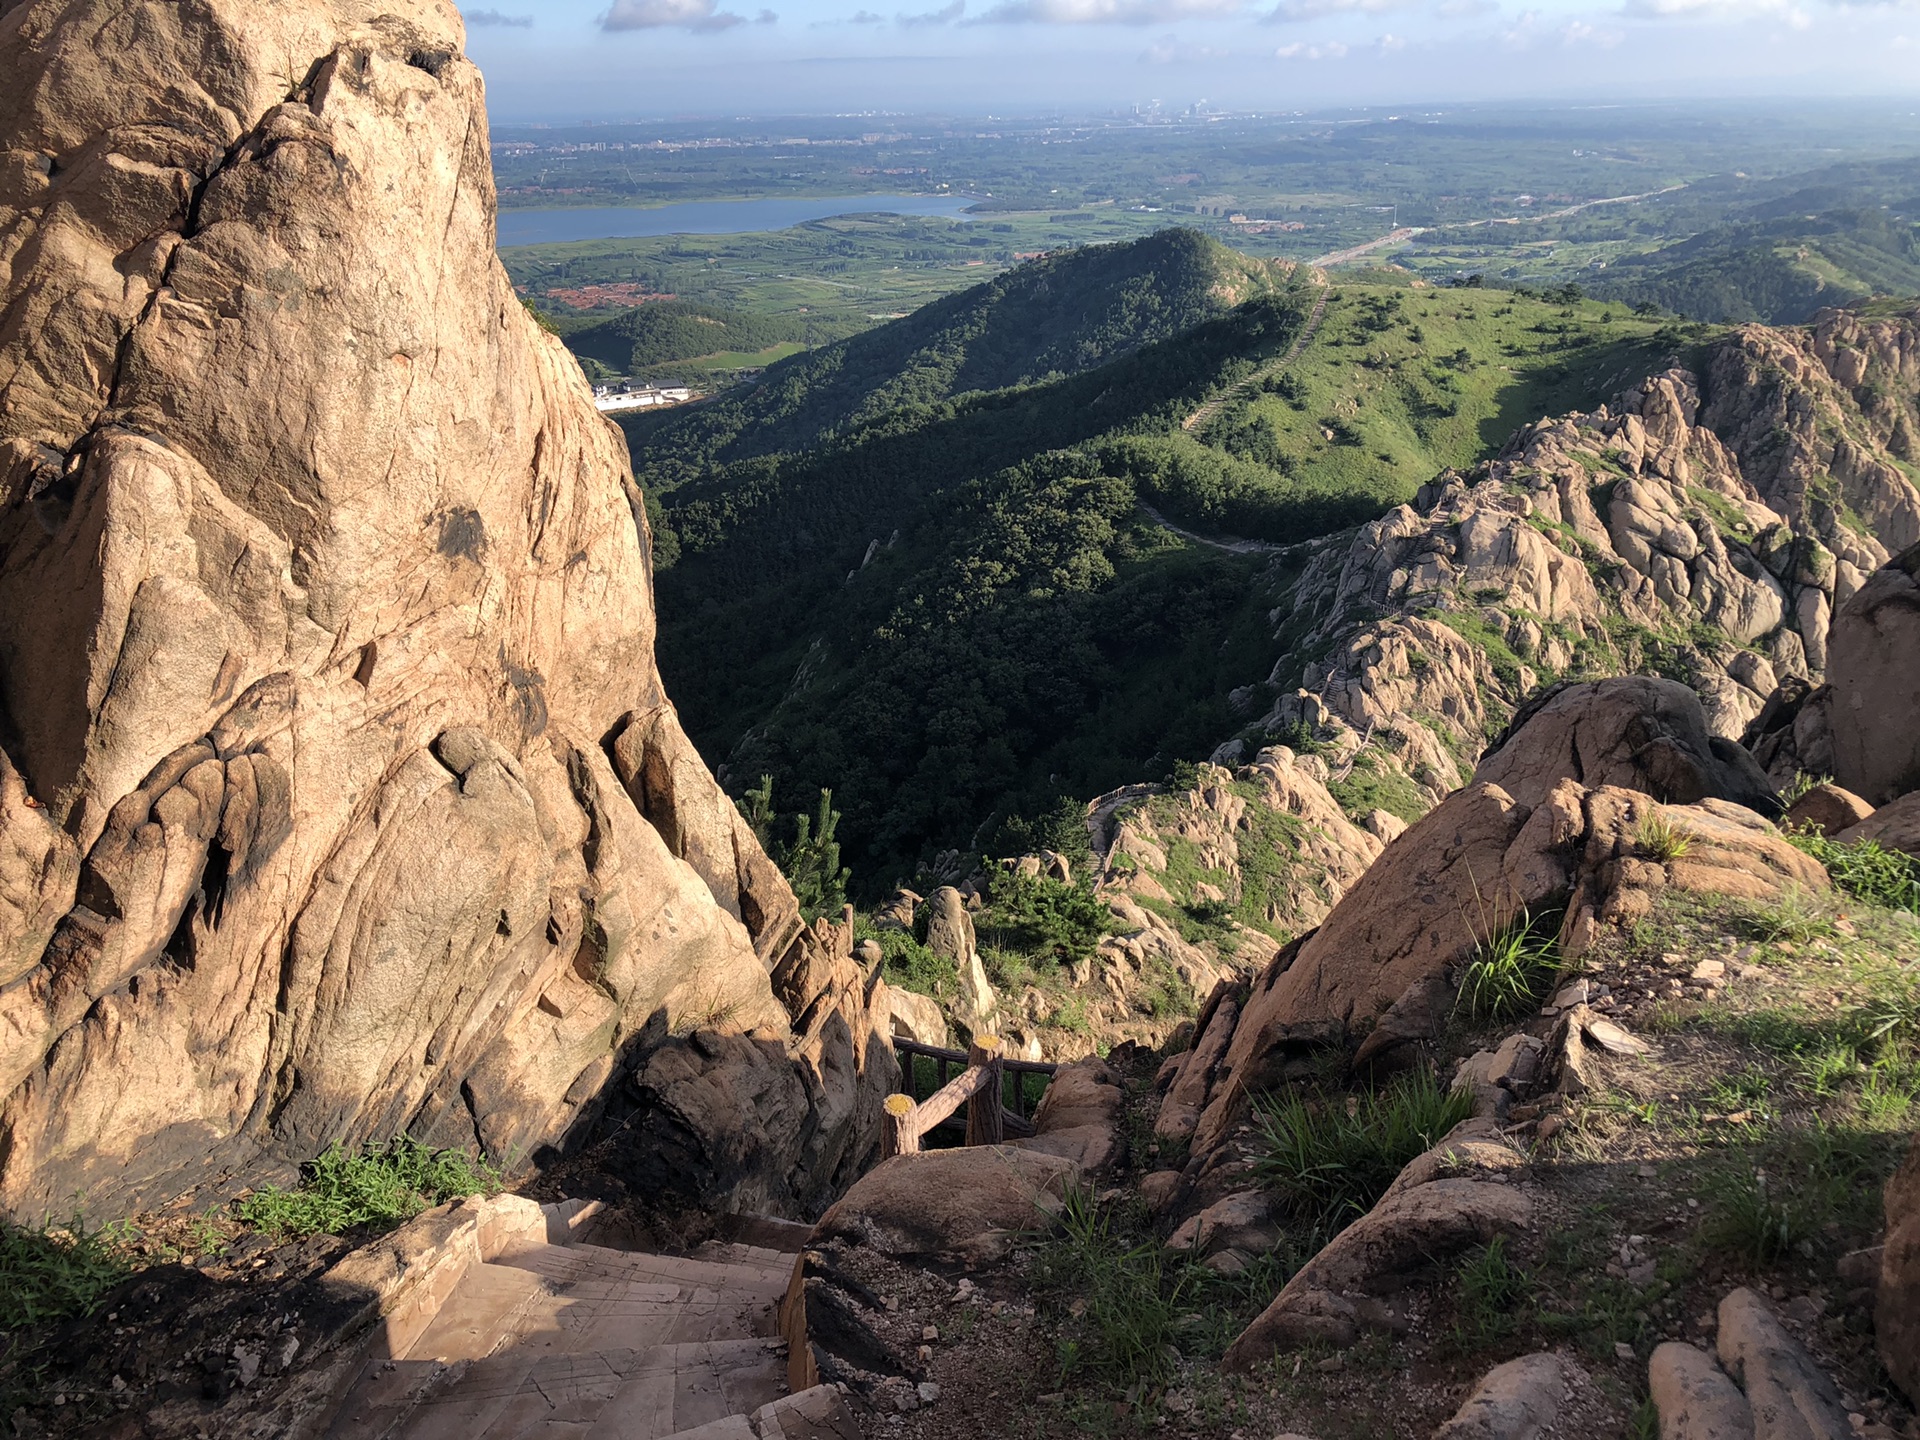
[1598, 207, 1920, 324]
[1593, 160, 1920, 323]
[633, 233, 1705, 886]
[559, 300, 825, 380]
[621, 228, 1292, 487]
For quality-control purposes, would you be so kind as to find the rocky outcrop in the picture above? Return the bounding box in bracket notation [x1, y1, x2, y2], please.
[1880, 1137, 1920, 1405]
[0, 0, 891, 1216]
[1743, 541, 1920, 800]
[1154, 680, 1827, 1217]
[1649, 1342, 1754, 1440]
[1241, 347, 1920, 836]
[1010, 1054, 1125, 1172]
[1220, 1117, 1532, 1365]
[1701, 310, 1920, 572]
[809, 1144, 1076, 1269]
[1478, 678, 1776, 814]
[1715, 1288, 1853, 1440]
[1432, 1353, 1569, 1440]
[1781, 782, 1874, 837]
[1838, 792, 1920, 860]
[1822, 542, 1920, 805]
[1097, 747, 1382, 941]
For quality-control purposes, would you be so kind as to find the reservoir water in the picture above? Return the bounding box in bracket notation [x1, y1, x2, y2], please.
[497, 195, 977, 247]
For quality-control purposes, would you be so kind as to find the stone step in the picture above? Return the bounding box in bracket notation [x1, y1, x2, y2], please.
[689, 1240, 801, 1274]
[328, 1339, 785, 1440]
[752, 1385, 861, 1440]
[500, 1240, 792, 1295]
[715, 1214, 812, 1255]
[401, 1262, 555, 1363]
[659, 1418, 756, 1440]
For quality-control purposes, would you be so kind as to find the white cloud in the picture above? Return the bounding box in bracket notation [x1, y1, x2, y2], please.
[601, 0, 751, 29]
[975, 0, 1243, 23]
[1266, 0, 1409, 20]
[900, 0, 965, 22]
[1615, 0, 1826, 19]
[1560, 17, 1623, 39]
[1435, 0, 1498, 16]
[466, 7, 534, 24]
[1274, 37, 1349, 53]
[1143, 31, 1233, 55]
[1375, 28, 1408, 44]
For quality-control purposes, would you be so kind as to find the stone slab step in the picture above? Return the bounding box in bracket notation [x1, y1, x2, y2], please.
[578, 1340, 787, 1440]
[500, 1241, 791, 1295]
[753, 1386, 860, 1440]
[715, 1215, 812, 1255]
[659, 1418, 756, 1440]
[328, 1340, 784, 1440]
[689, 1241, 801, 1273]
[401, 1262, 556, 1363]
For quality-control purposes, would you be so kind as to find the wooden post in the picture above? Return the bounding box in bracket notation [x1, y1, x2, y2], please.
[881, 1092, 920, 1158]
[965, 1033, 1005, 1147]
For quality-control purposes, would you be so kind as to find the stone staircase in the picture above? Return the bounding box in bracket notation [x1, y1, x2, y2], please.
[323, 1199, 854, 1440]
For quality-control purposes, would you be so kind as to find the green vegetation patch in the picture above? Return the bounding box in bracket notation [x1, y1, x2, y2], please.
[1252, 1070, 1475, 1229]
[0, 1216, 134, 1330]
[237, 1137, 502, 1239]
[980, 869, 1112, 965]
[1787, 830, 1920, 914]
[1327, 754, 1430, 827]
[1456, 905, 1564, 1021]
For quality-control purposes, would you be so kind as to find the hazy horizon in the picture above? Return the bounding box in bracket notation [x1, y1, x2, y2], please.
[463, 0, 1920, 124]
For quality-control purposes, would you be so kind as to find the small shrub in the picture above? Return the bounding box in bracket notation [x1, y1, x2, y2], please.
[983, 868, 1111, 964]
[1457, 905, 1563, 1021]
[866, 924, 948, 996]
[0, 1215, 134, 1330]
[238, 1136, 502, 1238]
[1776, 771, 1830, 810]
[1637, 809, 1692, 862]
[1253, 1071, 1475, 1228]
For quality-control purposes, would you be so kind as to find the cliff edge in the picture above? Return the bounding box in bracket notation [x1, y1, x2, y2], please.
[0, 0, 892, 1217]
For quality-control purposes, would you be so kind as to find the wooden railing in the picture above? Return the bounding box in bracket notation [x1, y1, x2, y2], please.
[882, 1034, 1058, 1158]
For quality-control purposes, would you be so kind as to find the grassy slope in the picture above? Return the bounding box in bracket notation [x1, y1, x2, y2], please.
[639, 239, 1711, 885]
[623, 228, 1291, 485]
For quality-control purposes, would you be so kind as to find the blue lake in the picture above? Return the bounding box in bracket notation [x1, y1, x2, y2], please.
[497, 195, 976, 247]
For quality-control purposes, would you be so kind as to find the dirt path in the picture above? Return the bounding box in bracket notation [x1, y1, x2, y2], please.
[1308, 225, 1426, 268]
[1181, 278, 1331, 434]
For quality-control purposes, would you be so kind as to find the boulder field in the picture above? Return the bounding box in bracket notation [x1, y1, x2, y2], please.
[0, 0, 892, 1218]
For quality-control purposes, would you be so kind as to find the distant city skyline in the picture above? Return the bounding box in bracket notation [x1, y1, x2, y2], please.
[463, 0, 1920, 121]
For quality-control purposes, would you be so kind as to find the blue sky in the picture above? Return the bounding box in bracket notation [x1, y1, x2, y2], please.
[462, 0, 1920, 118]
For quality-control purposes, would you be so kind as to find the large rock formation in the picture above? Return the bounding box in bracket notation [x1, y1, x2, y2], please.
[0, 0, 891, 1217]
[1246, 352, 1920, 829]
[1744, 541, 1920, 801]
[1153, 679, 1828, 1224]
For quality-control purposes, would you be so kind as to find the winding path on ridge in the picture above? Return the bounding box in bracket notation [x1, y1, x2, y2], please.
[1181, 276, 1332, 434]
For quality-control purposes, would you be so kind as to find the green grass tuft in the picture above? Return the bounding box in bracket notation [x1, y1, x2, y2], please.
[237, 1136, 502, 1239]
[1637, 809, 1693, 862]
[1457, 905, 1563, 1021]
[1253, 1070, 1475, 1229]
[1786, 831, 1920, 914]
[0, 1215, 134, 1331]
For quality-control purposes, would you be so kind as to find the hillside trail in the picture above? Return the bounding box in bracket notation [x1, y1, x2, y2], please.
[323, 1198, 853, 1440]
[1181, 278, 1331, 434]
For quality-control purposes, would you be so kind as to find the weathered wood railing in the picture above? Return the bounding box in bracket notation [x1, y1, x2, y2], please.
[882, 1034, 1058, 1157]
